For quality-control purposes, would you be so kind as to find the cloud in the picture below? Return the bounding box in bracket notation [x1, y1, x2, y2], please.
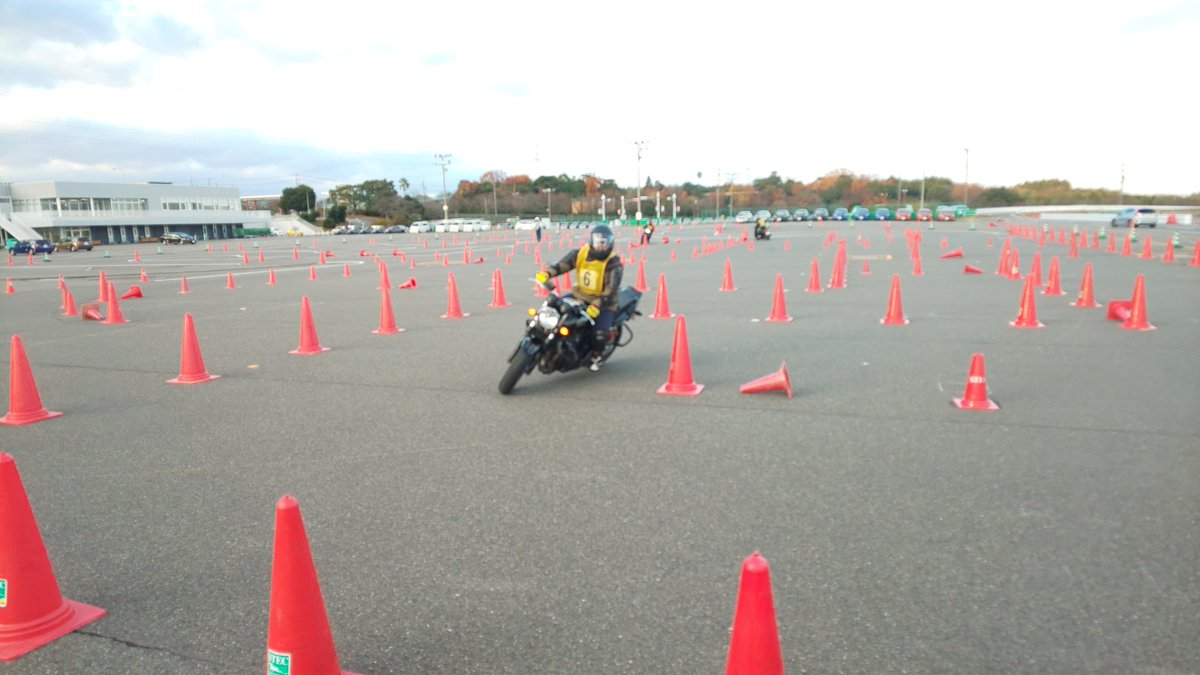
[422, 53, 455, 67]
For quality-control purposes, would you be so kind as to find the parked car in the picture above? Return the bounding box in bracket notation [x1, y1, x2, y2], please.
[54, 236, 93, 251]
[831, 207, 849, 221]
[409, 221, 431, 233]
[772, 209, 791, 222]
[895, 207, 914, 221]
[935, 206, 956, 221]
[734, 210, 754, 223]
[1111, 208, 1157, 228]
[850, 206, 871, 221]
[9, 239, 54, 255]
[160, 231, 197, 244]
[792, 208, 811, 221]
[873, 207, 892, 221]
[753, 209, 773, 223]
[812, 207, 830, 221]
[916, 208, 933, 222]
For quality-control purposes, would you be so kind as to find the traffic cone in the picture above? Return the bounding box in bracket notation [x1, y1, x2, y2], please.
[764, 274, 792, 323]
[829, 241, 848, 288]
[1121, 232, 1132, 257]
[258, 249, 266, 263]
[318, 251, 327, 265]
[724, 552, 784, 675]
[120, 285, 143, 300]
[378, 263, 391, 290]
[719, 258, 736, 292]
[1010, 275, 1044, 328]
[290, 296, 330, 355]
[911, 252, 924, 277]
[1107, 233, 1116, 253]
[397, 277, 418, 290]
[0, 453, 105, 660]
[62, 291, 78, 317]
[861, 259, 871, 276]
[963, 264, 983, 274]
[80, 303, 102, 321]
[1163, 241, 1176, 263]
[0, 337, 63, 426]
[1120, 274, 1155, 331]
[3, 279, 11, 294]
[488, 269, 510, 308]
[441, 272, 468, 319]
[739, 363, 792, 399]
[242, 251, 250, 265]
[952, 353, 999, 410]
[97, 271, 108, 303]
[167, 313, 220, 384]
[649, 273, 676, 319]
[226, 273, 237, 290]
[634, 258, 648, 293]
[1140, 236, 1153, 260]
[1073, 263, 1099, 308]
[268, 269, 277, 286]
[308, 266, 318, 281]
[806, 259, 822, 293]
[995, 240, 1011, 275]
[265, 496, 360, 675]
[139, 268, 149, 283]
[104, 282, 127, 325]
[371, 286, 404, 335]
[1007, 248, 1022, 280]
[343, 263, 351, 278]
[1041, 256, 1065, 296]
[938, 248, 963, 259]
[292, 247, 299, 260]
[657, 315, 704, 396]
[880, 274, 908, 325]
[1030, 252, 1043, 288]
[1191, 240, 1200, 267]
[180, 276, 191, 294]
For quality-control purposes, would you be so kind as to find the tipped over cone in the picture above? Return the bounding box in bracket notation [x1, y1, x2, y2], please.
[739, 362, 792, 399]
[1, 337, 63, 426]
[120, 285, 143, 300]
[0, 454, 105, 660]
[952, 353, 999, 410]
[657, 315, 704, 396]
[938, 247, 964, 259]
[963, 264, 983, 274]
[167, 313, 220, 384]
[725, 552, 784, 675]
[397, 277, 418, 290]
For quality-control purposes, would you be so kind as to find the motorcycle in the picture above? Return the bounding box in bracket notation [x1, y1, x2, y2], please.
[499, 287, 642, 395]
[754, 223, 771, 240]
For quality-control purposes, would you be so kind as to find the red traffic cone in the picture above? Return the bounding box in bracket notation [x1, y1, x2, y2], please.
[343, 262, 351, 278]
[104, 282, 128, 325]
[938, 247, 964, 259]
[488, 269, 510, 308]
[1041, 256, 1065, 296]
[318, 250, 327, 265]
[139, 268, 149, 283]
[1073, 263, 1098, 308]
[1007, 248, 1022, 280]
[292, 247, 299, 260]
[62, 290, 78, 317]
[739, 363, 792, 399]
[1, 337, 63, 426]
[226, 272, 237, 290]
[1162, 240, 1175, 263]
[1010, 274, 1044, 328]
[806, 258, 822, 293]
[764, 274, 792, 323]
[657, 315, 704, 396]
[266, 496, 360, 675]
[861, 259, 871, 276]
[1140, 236, 1154, 260]
[1120, 274, 1155, 331]
[441, 272, 468, 319]
[649, 273, 676, 319]
[880, 274, 909, 325]
[290, 296, 330, 355]
[371, 286, 404, 335]
[397, 277, 418, 290]
[634, 258, 648, 293]
[719, 258, 737, 292]
[180, 275, 191, 294]
[3, 278, 12, 294]
[96, 271, 108, 303]
[724, 552, 784, 675]
[1121, 231, 1132, 257]
[267, 269, 277, 286]
[167, 313, 220, 384]
[952, 353, 999, 410]
[378, 263, 391, 290]
[258, 249, 266, 263]
[911, 252, 924, 276]
[242, 251, 250, 265]
[80, 303, 102, 321]
[963, 264, 983, 274]
[1190, 240, 1200, 267]
[120, 285, 143, 300]
[308, 266, 318, 281]
[0, 454, 105, 661]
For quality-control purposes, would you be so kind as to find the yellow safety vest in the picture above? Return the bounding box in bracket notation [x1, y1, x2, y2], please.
[575, 246, 613, 298]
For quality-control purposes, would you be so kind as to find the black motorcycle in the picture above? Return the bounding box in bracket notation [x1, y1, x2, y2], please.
[499, 287, 642, 394]
[754, 223, 771, 240]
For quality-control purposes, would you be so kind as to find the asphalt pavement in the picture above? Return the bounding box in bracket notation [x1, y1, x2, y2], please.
[1, 219, 1197, 673]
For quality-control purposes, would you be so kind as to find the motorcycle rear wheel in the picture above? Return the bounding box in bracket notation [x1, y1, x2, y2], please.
[498, 351, 533, 395]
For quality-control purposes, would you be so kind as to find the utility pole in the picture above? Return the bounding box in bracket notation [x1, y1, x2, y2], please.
[1118, 164, 1125, 206]
[434, 153, 451, 225]
[963, 148, 970, 206]
[634, 141, 647, 221]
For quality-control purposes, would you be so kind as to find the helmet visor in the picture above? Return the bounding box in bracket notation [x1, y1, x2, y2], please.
[591, 231, 612, 253]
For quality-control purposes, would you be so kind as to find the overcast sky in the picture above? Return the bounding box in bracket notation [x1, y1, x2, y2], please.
[1, 0, 1196, 198]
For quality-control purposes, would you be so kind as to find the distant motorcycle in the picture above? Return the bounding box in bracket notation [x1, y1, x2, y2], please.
[754, 223, 771, 240]
[499, 288, 642, 395]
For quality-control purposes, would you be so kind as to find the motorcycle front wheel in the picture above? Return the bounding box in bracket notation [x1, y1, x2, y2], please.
[498, 350, 533, 395]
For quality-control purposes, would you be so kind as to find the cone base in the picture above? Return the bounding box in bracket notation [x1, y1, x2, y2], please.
[1008, 320, 1045, 329]
[953, 397, 1000, 411]
[440, 312, 469, 319]
[657, 382, 704, 396]
[0, 408, 63, 426]
[718, 287, 737, 292]
[880, 317, 909, 325]
[648, 311, 677, 319]
[289, 346, 331, 355]
[167, 373, 220, 385]
[1120, 321, 1156, 331]
[1072, 301, 1099, 309]
[370, 327, 406, 335]
[764, 315, 793, 323]
[0, 599, 106, 662]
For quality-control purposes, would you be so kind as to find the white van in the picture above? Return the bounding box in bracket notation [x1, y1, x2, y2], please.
[409, 221, 430, 234]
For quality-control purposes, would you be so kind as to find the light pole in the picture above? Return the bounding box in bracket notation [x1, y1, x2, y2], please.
[920, 170, 926, 212]
[542, 187, 553, 223]
[1118, 164, 1125, 206]
[670, 193, 677, 223]
[655, 191, 661, 224]
[600, 194, 608, 222]
[634, 140, 647, 220]
[620, 195, 626, 221]
[963, 147, 969, 207]
[434, 153, 452, 225]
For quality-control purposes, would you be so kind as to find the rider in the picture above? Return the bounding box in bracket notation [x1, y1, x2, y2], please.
[535, 223, 624, 371]
[755, 218, 768, 239]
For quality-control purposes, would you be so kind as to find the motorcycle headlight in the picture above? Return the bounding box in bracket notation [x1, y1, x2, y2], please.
[536, 306, 560, 330]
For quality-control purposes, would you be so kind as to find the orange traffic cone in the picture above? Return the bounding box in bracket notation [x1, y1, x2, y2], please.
[1162, 240, 1175, 263]
[1073, 263, 1098, 308]
[488, 269, 510, 308]
[372, 286, 404, 335]
[62, 290, 78, 317]
[0, 337, 63, 426]
[880, 274, 909, 325]
[442, 272, 468, 319]
[292, 247, 299, 260]
[0, 453, 105, 660]
[1030, 252, 1043, 288]
[806, 258, 822, 293]
[1041, 256, 1064, 296]
[308, 265, 318, 281]
[1121, 231, 1132, 257]
[861, 259, 871, 276]
[911, 252, 924, 276]
[657, 315, 704, 396]
[649, 273, 676, 319]
[290, 296, 330, 355]
[398, 277, 418, 290]
[267, 269, 277, 286]
[242, 251, 250, 265]
[938, 247, 964, 259]
[4, 278, 12, 294]
[80, 303, 102, 321]
[764, 274, 792, 323]
[139, 268, 149, 283]
[1007, 248, 1022, 280]
[104, 282, 128, 325]
[378, 263, 392, 290]
[180, 275, 191, 294]
[1010, 275, 1044, 328]
[739, 363, 792, 399]
[1140, 236, 1154, 260]
[1120, 274, 1155, 331]
[963, 264, 983, 274]
[724, 552, 784, 675]
[719, 258, 736, 292]
[97, 271, 108, 303]
[952, 353, 999, 410]
[343, 262, 351, 278]
[167, 313, 220, 384]
[1190, 240, 1200, 267]
[634, 258, 648, 293]
[120, 285, 143, 300]
[266, 496, 360, 675]
[226, 272, 237, 290]
[318, 250, 327, 265]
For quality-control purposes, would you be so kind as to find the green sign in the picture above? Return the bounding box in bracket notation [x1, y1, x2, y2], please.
[0, 578, 7, 607]
[267, 650, 291, 675]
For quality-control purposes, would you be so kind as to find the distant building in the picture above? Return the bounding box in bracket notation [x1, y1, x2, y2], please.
[0, 180, 270, 244]
[241, 194, 280, 212]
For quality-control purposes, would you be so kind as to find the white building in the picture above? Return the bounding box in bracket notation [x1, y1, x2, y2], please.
[0, 181, 271, 244]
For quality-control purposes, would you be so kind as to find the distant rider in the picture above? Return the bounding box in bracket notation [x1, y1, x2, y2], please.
[535, 224, 624, 371]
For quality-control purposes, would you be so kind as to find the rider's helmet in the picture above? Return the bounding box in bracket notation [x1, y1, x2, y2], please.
[587, 224, 615, 260]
